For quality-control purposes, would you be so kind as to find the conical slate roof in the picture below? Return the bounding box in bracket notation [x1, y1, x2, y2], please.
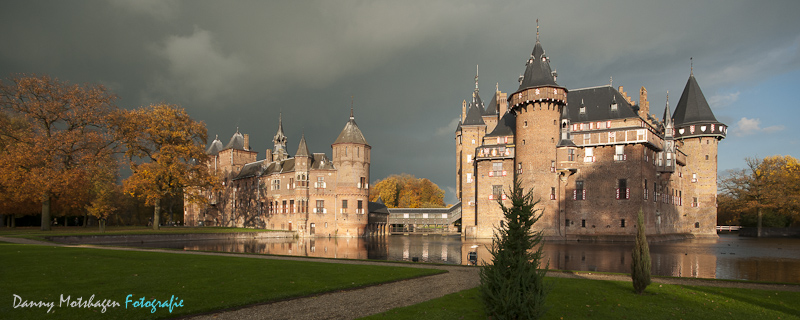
[461, 102, 486, 126]
[484, 89, 500, 115]
[334, 108, 368, 145]
[206, 135, 223, 155]
[296, 134, 311, 157]
[515, 38, 559, 94]
[672, 74, 718, 126]
[224, 130, 246, 150]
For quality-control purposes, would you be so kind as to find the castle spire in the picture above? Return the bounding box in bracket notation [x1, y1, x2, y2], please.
[690, 57, 694, 76]
[536, 19, 539, 42]
[475, 65, 479, 92]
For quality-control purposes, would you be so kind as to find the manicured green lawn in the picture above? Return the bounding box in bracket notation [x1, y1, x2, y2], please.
[363, 277, 800, 320]
[0, 243, 444, 319]
[0, 226, 269, 242]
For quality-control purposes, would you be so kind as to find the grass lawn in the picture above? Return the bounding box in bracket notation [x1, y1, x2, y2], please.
[0, 226, 269, 242]
[0, 243, 444, 319]
[363, 277, 800, 320]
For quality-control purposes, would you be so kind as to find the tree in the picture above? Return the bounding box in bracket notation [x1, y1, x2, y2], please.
[631, 208, 651, 294]
[479, 180, 550, 319]
[0, 75, 118, 230]
[719, 155, 800, 235]
[85, 162, 120, 232]
[117, 104, 218, 230]
[369, 174, 445, 208]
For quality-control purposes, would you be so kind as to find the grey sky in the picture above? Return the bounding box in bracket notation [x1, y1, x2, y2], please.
[2, 0, 799, 204]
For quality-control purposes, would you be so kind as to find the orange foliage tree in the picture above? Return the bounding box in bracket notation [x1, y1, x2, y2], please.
[0, 75, 119, 230]
[369, 173, 445, 208]
[117, 104, 218, 230]
[719, 155, 800, 233]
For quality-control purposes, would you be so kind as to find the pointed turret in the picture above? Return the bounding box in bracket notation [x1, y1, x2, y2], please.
[514, 28, 560, 94]
[659, 92, 676, 173]
[557, 102, 575, 147]
[296, 134, 311, 158]
[206, 135, 223, 155]
[224, 128, 246, 150]
[272, 113, 289, 161]
[334, 107, 368, 145]
[672, 73, 726, 139]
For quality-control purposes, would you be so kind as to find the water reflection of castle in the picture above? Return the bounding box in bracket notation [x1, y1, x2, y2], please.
[180, 236, 717, 279]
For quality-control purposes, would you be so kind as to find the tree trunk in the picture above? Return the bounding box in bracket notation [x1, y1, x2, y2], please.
[11, 215, 15, 228]
[757, 207, 763, 237]
[83, 212, 88, 228]
[153, 199, 161, 230]
[99, 218, 106, 233]
[41, 194, 51, 231]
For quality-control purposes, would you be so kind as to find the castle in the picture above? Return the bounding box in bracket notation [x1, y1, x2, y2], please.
[184, 109, 384, 237]
[456, 30, 726, 239]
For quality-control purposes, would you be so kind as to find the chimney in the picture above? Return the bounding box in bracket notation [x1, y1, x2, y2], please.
[461, 100, 467, 122]
[243, 134, 250, 151]
[639, 86, 650, 119]
[265, 149, 273, 162]
[498, 92, 508, 116]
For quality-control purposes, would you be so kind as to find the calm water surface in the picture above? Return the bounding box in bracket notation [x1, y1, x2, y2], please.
[122, 233, 800, 283]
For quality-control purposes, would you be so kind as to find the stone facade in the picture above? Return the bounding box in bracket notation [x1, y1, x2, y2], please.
[456, 33, 726, 239]
[184, 110, 381, 238]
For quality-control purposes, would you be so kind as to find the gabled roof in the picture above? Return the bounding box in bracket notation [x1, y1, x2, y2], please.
[514, 39, 560, 95]
[455, 120, 462, 133]
[672, 74, 719, 126]
[333, 109, 368, 145]
[462, 102, 486, 126]
[566, 86, 639, 123]
[296, 134, 311, 157]
[485, 111, 515, 137]
[206, 135, 223, 155]
[224, 130, 246, 150]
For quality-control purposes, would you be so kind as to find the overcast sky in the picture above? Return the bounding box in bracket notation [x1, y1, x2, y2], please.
[2, 0, 798, 204]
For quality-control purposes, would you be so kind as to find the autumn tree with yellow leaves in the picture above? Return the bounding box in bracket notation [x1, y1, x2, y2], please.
[719, 155, 800, 235]
[0, 75, 119, 230]
[369, 174, 445, 208]
[117, 104, 218, 230]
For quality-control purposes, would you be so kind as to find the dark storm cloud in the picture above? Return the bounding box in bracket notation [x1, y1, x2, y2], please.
[2, 0, 799, 203]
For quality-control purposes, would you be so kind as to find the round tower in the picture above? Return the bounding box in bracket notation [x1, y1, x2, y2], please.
[331, 108, 371, 236]
[508, 28, 567, 236]
[671, 71, 726, 236]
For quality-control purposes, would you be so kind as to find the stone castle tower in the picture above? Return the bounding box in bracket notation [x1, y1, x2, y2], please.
[508, 31, 569, 237]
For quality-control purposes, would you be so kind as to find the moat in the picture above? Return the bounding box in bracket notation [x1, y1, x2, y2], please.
[117, 233, 800, 283]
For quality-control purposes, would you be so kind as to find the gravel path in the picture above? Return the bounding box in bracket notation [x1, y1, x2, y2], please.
[3, 236, 799, 319]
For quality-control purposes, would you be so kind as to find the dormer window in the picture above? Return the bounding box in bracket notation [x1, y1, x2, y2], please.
[579, 106, 586, 114]
[610, 103, 618, 111]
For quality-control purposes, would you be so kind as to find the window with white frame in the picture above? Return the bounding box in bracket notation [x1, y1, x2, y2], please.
[615, 145, 626, 161]
[584, 147, 594, 162]
[315, 200, 325, 213]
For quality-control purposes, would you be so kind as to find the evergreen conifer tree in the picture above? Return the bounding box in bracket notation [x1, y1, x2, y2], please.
[479, 180, 550, 319]
[631, 208, 651, 294]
